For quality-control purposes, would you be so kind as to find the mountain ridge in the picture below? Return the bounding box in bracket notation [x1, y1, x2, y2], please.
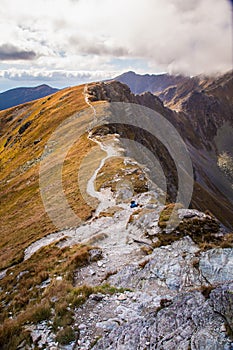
[114, 70, 191, 95]
[86, 78, 233, 229]
[0, 84, 59, 111]
[0, 75, 233, 349]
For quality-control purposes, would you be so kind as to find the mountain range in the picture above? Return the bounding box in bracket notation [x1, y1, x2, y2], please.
[115, 70, 190, 94]
[0, 71, 233, 349]
[0, 84, 59, 111]
[115, 71, 233, 227]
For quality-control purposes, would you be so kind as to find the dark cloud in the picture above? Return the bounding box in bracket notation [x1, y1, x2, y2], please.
[0, 44, 37, 61]
[68, 36, 129, 57]
[170, 0, 201, 11]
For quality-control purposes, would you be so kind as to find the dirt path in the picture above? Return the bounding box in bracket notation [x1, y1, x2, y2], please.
[84, 84, 122, 215]
[24, 84, 125, 260]
[24, 85, 162, 281]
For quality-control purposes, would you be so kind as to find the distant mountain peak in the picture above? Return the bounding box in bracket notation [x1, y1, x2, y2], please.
[114, 71, 189, 95]
[36, 84, 51, 88]
[124, 70, 136, 75]
[0, 84, 59, 110]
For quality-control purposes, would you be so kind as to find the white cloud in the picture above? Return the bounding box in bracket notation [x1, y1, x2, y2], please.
[0, 0, 232, 89]
[0, 68, 116, 82]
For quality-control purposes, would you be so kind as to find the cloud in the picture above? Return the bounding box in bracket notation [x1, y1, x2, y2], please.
[0, 44, 37, 61]
[0, 0, 232, 80]
[0, 68, 116, 82]
[68, 36, 129, 56]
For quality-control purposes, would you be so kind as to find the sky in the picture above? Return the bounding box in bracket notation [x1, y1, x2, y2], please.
[0, 0, 232, 92]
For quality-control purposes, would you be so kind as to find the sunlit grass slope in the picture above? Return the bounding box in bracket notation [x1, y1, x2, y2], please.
[0, 85, 101, 269]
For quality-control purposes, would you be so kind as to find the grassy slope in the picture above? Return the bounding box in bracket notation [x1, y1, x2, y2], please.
[0, 86, 128, 349]
[0, 85, 103, 270]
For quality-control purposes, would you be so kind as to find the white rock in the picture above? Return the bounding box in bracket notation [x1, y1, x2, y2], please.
[220, 324, 226, 332]
[78, 323, 86, 330]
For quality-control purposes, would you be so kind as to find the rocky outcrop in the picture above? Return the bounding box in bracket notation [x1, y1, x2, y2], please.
[59, 187, 232, 349]
[199, 248, 233, 284]
[88, 81, 135, 103]
[73, 235, 233, 350]
[107, 236, 203, 292]
[88, 81, 165, 114]
[210, 283, 233, 333]
[90, 290, 232, 350]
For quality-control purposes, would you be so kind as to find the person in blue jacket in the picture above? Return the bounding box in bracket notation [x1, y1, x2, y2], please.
[130, 200, 138, 208]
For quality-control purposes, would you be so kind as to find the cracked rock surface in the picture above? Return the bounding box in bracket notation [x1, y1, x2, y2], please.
[72, 236, 233, 350]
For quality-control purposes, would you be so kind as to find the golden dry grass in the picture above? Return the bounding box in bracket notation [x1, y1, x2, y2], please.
[0, 240, 126, 349]
[0, 240, 95, 349]
[95, 156, 148, 194]
[0, 85, 104, 270]
[0, 86, 129, 348]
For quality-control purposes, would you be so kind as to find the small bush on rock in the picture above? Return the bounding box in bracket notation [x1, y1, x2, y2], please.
[56, 326, 76, 345]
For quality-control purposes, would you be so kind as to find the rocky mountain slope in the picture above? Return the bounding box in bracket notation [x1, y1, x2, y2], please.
[89, 78, 233, 228]
[114, 71, 189, 95]
[158, 71, 233, 228]
[0, 78, 232, 349]
[0, 84, 59, 111]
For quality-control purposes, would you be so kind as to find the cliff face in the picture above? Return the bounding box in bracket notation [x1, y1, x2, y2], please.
[159, 72, 233, 228]
[115, 70, 233, 156]
[158, 71, 233, 149]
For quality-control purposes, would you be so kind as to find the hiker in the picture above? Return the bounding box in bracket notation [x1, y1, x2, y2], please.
[130, 200, 138, 208]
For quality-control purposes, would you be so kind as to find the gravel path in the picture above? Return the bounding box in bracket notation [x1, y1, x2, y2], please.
[24, 85, 149, 260]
